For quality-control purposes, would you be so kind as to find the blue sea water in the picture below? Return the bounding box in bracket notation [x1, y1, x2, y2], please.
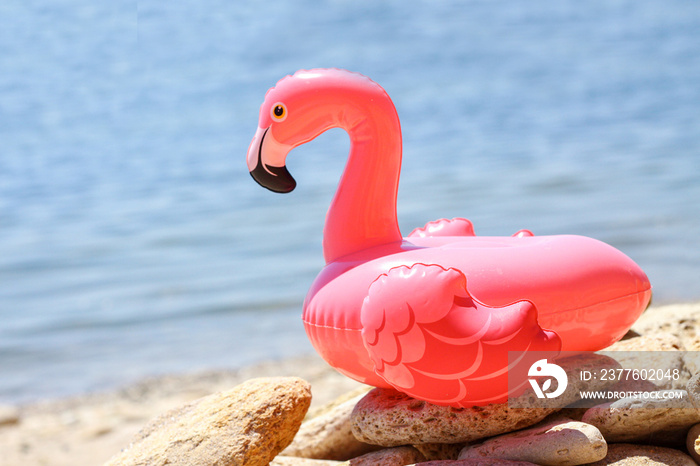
[0, 0, 699, 403]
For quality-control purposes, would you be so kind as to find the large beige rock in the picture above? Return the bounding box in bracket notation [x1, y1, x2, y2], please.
[351, 353, 619, 446]
[283, 392, 379, 460]
[581, 390, 700, 444]
[584, 443, 696, 465]
[106, 377, 311, 466]
[457, 419, 606, 465]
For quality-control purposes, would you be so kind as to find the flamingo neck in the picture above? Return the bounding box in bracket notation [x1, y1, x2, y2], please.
[322, 108, 403, 263]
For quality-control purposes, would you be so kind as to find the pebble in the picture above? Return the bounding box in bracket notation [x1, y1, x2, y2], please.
[581, 390, 700, 444]
[413, 442, 465, 461]
[0, 404, 20, 427]
[583, 443, 696, 465]
[348, 446, 426, 465]
[457, 419, 607, 465]
[105, 377, 311, 466]
[283, 392, 380, 460]
[685, 423, 700, 464]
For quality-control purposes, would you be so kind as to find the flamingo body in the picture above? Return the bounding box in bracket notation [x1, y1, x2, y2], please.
[247, 69, 652, 406]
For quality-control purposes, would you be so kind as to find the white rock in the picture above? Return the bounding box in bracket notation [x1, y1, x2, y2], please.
[581, 390, 700, 443]
[458, 419, 606, 465]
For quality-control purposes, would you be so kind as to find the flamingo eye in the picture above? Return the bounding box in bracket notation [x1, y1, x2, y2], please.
[270, 103, 287, 122]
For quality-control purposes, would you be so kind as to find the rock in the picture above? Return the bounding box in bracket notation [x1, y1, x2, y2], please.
[271, 457, 344, 465]
[581, 390, 700, 444]
[457, 419, 606, 465]
[0, 405, 20, 426]
[413, 443, 465, 461]
[686, 423, 700, 464]
[351, 353, 619, 446]
[106, 377, 311, 466]
[348, 446, 425, 465]
[584, 443, 696, 465]
[351, 387, 557, 446]
[283, 392, 380, 460]
[555, 408, 589, 421]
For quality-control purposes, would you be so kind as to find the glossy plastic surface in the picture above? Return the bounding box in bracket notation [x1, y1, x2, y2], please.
[247, 69, 652, 406]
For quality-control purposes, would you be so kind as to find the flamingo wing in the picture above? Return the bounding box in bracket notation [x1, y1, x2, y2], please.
[360, 264, 561, 407]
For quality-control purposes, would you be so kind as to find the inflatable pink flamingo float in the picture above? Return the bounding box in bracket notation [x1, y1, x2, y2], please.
[246, 69, 652, 407]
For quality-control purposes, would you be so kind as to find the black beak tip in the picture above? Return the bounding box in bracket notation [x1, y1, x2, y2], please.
[250, 164, 297, 193]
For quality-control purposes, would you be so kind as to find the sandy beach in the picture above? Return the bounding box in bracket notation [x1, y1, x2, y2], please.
[0, 354, 364, 466]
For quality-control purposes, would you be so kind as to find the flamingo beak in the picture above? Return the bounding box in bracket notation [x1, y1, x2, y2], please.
[247, 126, 296, 193]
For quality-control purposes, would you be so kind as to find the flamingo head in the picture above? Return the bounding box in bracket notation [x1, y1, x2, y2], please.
[246, 68, 390, 193]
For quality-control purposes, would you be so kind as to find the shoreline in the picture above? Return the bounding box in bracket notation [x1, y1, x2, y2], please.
[0, 353, 364, 466]
[2, 301, 699, 466]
